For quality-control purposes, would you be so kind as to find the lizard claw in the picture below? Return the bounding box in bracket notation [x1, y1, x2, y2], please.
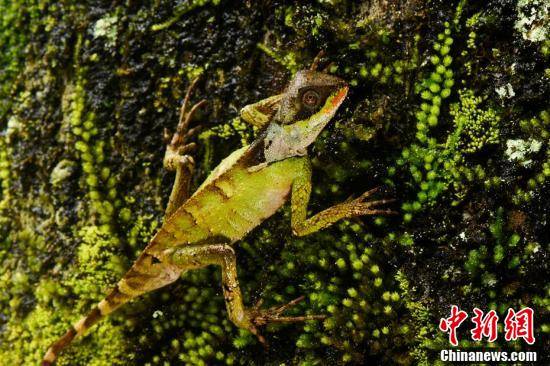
[245, 296, 326, 345]
[358, 186, 380, 199]
[163, 78, 207, 172]
[344, 187, 398, 216]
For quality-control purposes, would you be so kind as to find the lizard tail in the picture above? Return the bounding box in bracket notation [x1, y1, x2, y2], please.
[42, 253, 181, 365]
[41, 285, 130, 366]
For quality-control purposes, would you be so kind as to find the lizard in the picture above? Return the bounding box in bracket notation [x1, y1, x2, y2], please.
[42, 67, 394, 365]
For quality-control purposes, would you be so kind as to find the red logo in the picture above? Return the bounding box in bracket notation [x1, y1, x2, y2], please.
[471, 308, 499, 342]
[439, 305, 469, 346]
[504, 307, 535, 345]
[439, 306, 535, 346]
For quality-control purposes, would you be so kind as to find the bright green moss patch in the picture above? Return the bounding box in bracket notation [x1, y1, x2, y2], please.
[450, 89, 500, 154]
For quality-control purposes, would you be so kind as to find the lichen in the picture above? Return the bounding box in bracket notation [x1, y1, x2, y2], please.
[505, 139, 542, 167]
[92, 13, 119, 49]
[515, 0, 549, 43]
[50, 159, 77, 187]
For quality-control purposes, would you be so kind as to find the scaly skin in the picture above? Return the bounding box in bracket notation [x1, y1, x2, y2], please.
[43, 70, 394, 365]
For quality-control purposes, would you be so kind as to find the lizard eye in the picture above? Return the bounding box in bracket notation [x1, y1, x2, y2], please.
[301, 89, 321, 108]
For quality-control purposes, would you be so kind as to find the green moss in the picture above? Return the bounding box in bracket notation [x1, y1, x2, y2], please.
[250, 222, 414, 364]
[65, 33, 124, 235]
[201, 116, 254, 148]
[257, 43, 299, 74]
[398, 17, 503, 217]
[450, 89, 500, 154]
[511, 109, 550, 203]
[151, 0, 221, 32]
[0, 224, 131, 365]
[0, 136, 12, 210]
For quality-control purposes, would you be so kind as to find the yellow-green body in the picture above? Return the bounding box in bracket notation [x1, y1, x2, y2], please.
[149, 147, 305, 256]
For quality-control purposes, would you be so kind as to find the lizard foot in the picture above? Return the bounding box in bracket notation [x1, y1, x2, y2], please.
[246, 296, 326, 345]
[163, 76, 207, 172]
[343, 186, 398, 216]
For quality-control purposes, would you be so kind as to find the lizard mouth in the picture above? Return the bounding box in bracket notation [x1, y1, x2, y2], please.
[320, 85, 349, 116]
[331, 85, 349, 108]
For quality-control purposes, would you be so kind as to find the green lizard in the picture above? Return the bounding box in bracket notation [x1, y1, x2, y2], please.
[43, 68, 394, 365]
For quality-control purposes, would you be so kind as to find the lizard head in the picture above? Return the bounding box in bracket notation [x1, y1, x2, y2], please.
[274, 70, 348, 126]
[245, 69, 348, 165]
[262, 70, 348, 160]
[240, 69, 348, 135]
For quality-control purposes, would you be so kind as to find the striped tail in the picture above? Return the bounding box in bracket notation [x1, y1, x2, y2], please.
[41, 284, 131, 366]
[42, 252, 181, 365]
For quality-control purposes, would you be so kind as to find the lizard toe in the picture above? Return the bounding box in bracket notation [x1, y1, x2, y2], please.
[246, 296, 325, 327]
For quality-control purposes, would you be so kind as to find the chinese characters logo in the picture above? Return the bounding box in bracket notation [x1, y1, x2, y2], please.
[439, 306, 535, 346]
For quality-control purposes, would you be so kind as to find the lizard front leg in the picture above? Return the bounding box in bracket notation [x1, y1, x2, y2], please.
[166, 244, 323, 344]
[163, 77, 206, 219]
[291, 158, 396, 237]
[240, 93, 284, 128]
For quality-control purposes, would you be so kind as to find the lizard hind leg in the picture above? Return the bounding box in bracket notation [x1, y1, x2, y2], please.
[167, 244, 252, 328]
[167, 244, 325, 345]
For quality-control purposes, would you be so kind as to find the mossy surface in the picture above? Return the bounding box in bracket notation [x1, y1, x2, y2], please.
[0, 0, 548, 365]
